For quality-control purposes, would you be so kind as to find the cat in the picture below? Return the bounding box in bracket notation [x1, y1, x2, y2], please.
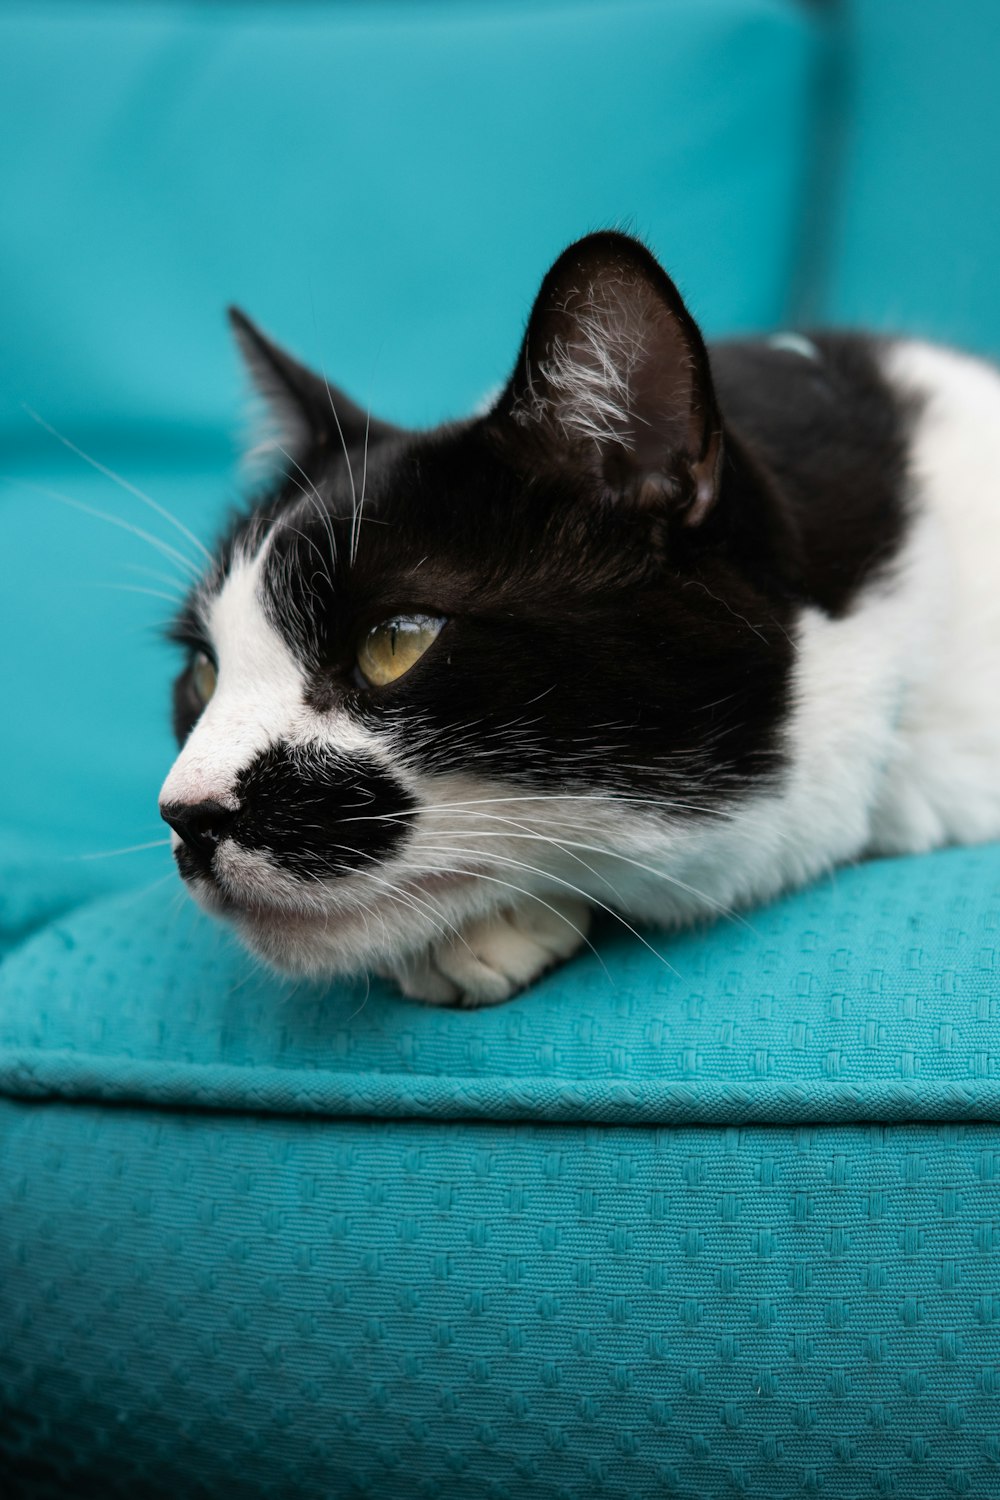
[159, 231, 1000, 1006]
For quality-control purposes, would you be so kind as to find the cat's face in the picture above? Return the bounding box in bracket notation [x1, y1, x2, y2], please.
[160, 233, 792, 981]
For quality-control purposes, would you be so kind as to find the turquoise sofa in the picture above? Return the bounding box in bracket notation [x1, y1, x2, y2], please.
[3, 3, 1000, 1495]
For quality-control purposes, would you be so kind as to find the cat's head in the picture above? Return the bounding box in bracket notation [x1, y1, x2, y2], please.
[159, 232, 792, 983]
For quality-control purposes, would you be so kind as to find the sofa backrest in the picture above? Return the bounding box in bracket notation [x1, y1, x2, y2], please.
[0, 0, 825, 458]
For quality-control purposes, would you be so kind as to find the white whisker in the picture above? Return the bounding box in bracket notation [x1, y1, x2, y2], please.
[412, 821, 753, 928]
[392, 859, 614, 985]
[17, 479, 200, 579]
[82, 582, 186, 605]
[412, 844, 680, 979]
[71, 838, 174, 861]
[351, 403, 372, 567]
[22, 405, 212, 565]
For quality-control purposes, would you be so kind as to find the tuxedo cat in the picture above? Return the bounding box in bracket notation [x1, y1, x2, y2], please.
[159, 232, 1000, 1005]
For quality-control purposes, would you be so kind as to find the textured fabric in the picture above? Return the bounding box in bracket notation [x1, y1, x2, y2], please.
[4, 844, 1000, 1493]
[4, 1108, 1000, 1498]
[0, 0, 823, 448]
[5, 4, 1000, 1496]
[822, 0, 1000, 356]
[2, 842, 1000, 1127]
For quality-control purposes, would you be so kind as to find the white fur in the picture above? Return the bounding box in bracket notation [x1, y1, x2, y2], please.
[768, 332, 821, 362]
[159, 545, 380, 811]
[514, 281, 644, 447]
[606, 341, 1000, 927]
[162, 340, 1000, 1005]
[612, 339, 1000, 928]
[869, 342, 1000, 848]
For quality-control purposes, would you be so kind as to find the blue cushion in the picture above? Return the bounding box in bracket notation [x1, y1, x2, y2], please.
[3, 844, 1000, 1495]
[0, 0, 823, 446]
[3, 841, 1000, 1124]
[823, 0, 1000, 356]
[8, 4, 1000, 1497]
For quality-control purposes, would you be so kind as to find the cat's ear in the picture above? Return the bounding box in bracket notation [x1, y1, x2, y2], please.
[487, 233, 722, 524]
[228, 308, 400, 466]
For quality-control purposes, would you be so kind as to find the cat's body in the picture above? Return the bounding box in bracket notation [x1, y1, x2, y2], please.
[159, 234, 1000, 1005]
[650, 335, 1000, 914]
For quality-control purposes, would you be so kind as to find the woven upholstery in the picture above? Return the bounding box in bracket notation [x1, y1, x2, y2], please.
[3, 846, 1000, 1496]
[4, 1, 1000, 1495]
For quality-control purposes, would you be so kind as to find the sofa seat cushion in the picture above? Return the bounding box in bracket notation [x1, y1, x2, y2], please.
[3, 842, 1000, 1499]
[3, 841, 1000, 1127]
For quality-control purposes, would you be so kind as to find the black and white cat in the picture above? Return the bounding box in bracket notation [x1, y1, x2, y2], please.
[159, 232, 1000, 1005]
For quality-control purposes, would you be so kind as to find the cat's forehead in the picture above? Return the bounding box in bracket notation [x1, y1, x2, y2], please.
[199, 432, 489, 647]
[192, 418, 656, 672]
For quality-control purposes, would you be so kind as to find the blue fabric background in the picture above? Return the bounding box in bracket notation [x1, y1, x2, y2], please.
[826, 0, 1000, 358]
[0, 0, 820, 448]
[4, 2, 1000, 1496]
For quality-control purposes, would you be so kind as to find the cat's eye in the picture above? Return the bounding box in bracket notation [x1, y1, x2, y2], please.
[191, 651, 217, 706]
[357, 614, 445, 687]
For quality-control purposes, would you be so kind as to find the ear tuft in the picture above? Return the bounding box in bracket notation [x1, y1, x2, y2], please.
[490, 233, 723, 524]
[512, 275, 648, 449]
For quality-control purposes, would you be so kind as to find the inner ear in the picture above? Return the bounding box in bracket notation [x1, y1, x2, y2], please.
[228, 308, 403, 471]
[489, 233, 722, 523]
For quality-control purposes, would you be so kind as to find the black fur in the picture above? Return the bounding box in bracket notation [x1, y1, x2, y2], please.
[166, 233, 916, 888]
[231, 746, 413, 877]
[710, 333, 916, 615]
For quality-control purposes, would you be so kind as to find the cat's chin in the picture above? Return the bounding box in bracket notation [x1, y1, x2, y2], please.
[179, 864, 488, 980]
[231, 908, 367, 978]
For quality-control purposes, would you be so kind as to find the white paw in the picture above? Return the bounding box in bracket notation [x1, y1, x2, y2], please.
[382, 895, 592, 1008]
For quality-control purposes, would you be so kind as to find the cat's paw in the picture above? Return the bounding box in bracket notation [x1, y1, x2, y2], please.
[382, 896, 592, 1007]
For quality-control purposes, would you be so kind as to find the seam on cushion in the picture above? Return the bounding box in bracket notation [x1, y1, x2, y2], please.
[3, 1049, 1000, 1126]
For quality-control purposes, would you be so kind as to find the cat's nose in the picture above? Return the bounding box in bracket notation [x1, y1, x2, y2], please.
[160, 799, 234, 858]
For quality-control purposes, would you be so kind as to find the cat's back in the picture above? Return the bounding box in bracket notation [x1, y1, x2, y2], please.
[711, 328, 1000, 597]
[714, 329, 1000, 853]
[872, 338, 1000, 849]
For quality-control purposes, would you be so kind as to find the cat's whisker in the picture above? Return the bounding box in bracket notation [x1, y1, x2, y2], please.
[18, 479, 201, 579]
[392, 858, 615, 986]
[350, 404, 372, 568]
[413, 822, 755, 929]
[22, 405, 212, 566]
[70, 838, 174, 862]
[316, 367, 359, 562]
[310, 846, 489, 957]
[82, 582, 187, 605]
[416, 791, 798, 855]
[351, 869, 459, 950]
[276, 520, 330, 579]
[125, 562, 195, 589]
[415, 811, 631, 909]
[340, 791, 735, 822]
[412, 843, 681, 979]
[344, 968, 373, 1024]
[274, 443, 338, 577]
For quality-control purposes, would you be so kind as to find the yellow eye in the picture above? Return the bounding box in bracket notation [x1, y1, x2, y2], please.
[192, 651, 217, 705]
[357, 614, 445, 687]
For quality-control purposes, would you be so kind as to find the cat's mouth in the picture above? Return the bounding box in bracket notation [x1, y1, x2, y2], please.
[173, 831, 504, 975]
[182, 852, 481, 933]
